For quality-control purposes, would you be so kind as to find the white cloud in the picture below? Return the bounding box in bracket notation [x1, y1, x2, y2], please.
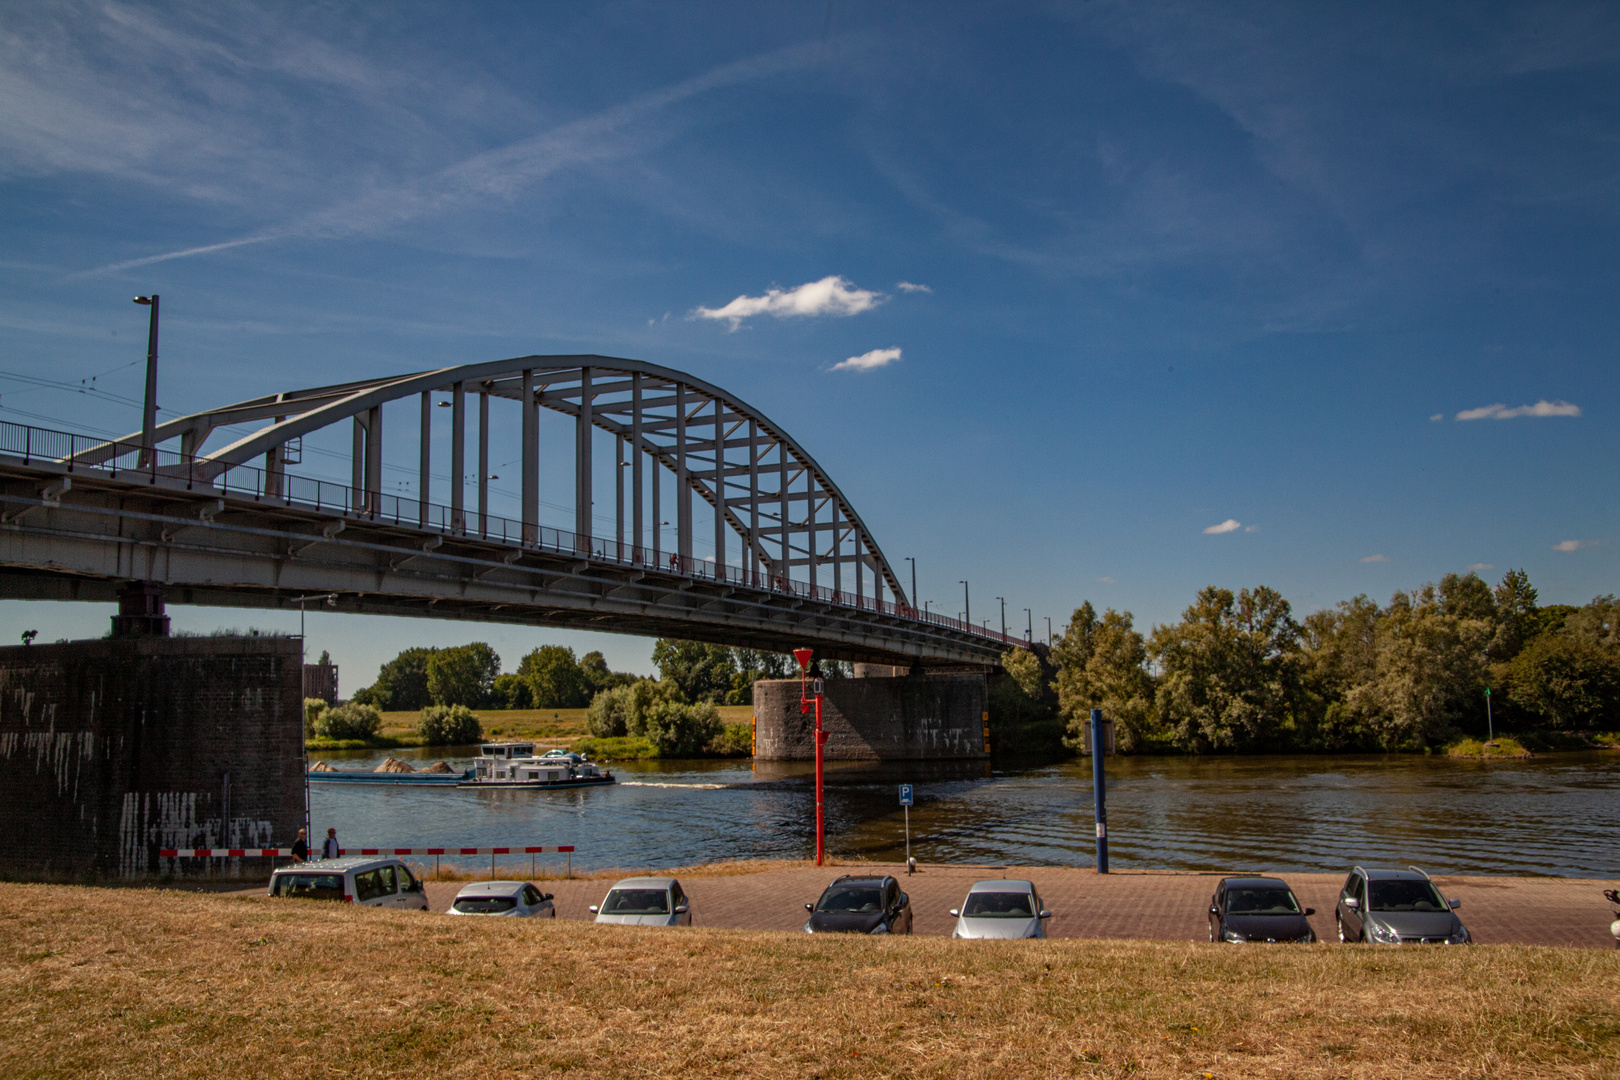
[1244, 524, 1260, 533]
[1359, 554, 1390, 563]
[1466, 563, 1494, 571]
[895, 281, 932, 293]
[1095, 576, 1115, 584]
[1455, 400, 1582, 421]
[1552, 539, 1584, 552]
[1203, 518, 1242, 534]
[831, 347, 902, 373]
[1429, 413, 1444, 422]
[692, 276, 885, 330]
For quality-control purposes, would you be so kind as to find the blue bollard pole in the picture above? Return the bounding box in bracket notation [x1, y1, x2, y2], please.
[1091, 708, 1108, 874]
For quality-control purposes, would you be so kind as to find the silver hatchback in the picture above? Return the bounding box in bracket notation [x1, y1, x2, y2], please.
[950, 879, 1051, 939]
[1335, 866, 1469, 945]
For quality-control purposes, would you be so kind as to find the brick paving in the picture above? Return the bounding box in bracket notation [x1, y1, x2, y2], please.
[233, 862, 1620, 949]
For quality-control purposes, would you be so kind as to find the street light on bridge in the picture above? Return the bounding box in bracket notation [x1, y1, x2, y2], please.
[132, 295, 159, 465]
[996, 596, 1005, 638]
[959, 580, 969, 627]
[904, 556, 916, 614]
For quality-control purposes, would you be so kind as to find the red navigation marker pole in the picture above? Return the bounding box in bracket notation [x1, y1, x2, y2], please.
[793, 647, 825, 865]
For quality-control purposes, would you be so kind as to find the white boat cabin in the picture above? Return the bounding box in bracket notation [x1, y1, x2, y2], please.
[473, 743, 605, 783]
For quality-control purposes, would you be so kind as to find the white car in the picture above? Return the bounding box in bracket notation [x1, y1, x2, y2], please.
[268, 856, 430, 910]
[589, 877, 691, 926]
[448, 880, 556, 917]
[950, 879, 1051, 939]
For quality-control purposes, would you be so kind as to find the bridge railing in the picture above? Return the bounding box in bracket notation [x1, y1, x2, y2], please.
[0, 419, 1027, 650]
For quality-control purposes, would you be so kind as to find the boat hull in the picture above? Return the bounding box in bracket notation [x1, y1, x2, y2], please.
[457, 776, 616, 790]
[308, 771, 469, 785]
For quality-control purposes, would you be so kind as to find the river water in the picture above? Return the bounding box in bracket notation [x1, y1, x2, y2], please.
[307, 750, 1620, 878]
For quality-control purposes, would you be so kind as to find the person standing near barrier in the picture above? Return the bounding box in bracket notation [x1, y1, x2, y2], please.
[290, 828, 309, 863]
[321, 828, 339, 860]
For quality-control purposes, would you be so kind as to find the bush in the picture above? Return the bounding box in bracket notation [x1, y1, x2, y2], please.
[641, 699, 723, 757]
[707, 720, 753, 757]
[303, 698, 329, 739]
[417, 704, 483, 746]
[587, 678, 682, 737]
[314, 702, 382, 741]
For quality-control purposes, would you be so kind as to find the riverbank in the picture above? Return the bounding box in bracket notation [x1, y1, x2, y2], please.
[306, 704, 756, 755]
[3, 882, 1615, 1080]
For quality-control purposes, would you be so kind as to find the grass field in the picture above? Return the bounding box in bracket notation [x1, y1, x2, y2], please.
[2, 885, 1616, 1079]
[375, 705, 755, 743]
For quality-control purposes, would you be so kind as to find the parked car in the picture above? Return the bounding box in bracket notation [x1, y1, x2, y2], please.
[1207, 876, 1315, 943]
[949, 879, 1050, 939]
[267, 856, 429, 910]
[803, 874, 913, 935]
[448, 880, 555, 917]
[589, 877, 691, 926]
[1335, 866, 1469, 945]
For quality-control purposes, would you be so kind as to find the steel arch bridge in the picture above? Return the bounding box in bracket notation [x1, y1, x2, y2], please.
[0, 355, 1013, 667]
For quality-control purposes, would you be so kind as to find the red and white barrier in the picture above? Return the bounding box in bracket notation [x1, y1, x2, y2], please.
[159, 845, 575, 857]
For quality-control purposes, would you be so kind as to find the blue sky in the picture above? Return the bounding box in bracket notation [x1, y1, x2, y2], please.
[2, 1, 1617, 684]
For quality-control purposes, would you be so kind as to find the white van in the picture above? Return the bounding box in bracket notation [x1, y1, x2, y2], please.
[267, 856, 430, 910]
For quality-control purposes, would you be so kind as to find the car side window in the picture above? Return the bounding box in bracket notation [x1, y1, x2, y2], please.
[886, 882, 899, 910]
[1342, 874, 1358, 897]
[523, 885, 541, 905]
[397, 866, 417, 892]
[377, 865, 398, 894]
[1354, 876, 1367, 904]
[354, 869, 380, 902]
[671, 883, 685, 906]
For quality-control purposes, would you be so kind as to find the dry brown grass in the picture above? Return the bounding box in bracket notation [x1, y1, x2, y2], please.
[2, 885, 1617, 1079]
[378, 705, 753, 742]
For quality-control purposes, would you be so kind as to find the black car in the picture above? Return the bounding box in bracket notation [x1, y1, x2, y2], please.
[804, 874, 913, 935]
[1208, 876, 1316, 943]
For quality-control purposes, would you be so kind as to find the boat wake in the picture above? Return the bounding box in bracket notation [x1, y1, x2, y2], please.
[620, 781, 729, 790]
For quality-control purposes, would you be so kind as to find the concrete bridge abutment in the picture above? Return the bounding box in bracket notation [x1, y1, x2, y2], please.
[752, 671, 988, 761]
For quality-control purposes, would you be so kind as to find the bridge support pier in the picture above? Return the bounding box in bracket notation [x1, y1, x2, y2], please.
[752, 673, 987, 761]
[110, 580, 170, 638]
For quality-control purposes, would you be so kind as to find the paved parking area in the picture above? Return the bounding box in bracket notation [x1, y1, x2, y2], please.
[255, 863, 1619, 948]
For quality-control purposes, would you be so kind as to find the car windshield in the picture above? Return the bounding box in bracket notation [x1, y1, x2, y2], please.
[962, 892, 1035, 918]
[816, 886, 883, 913]
[454, 896, 517, 913]
[602, 889, 669, 915]
[1225, 888, 1301, 915]
[271, 873, 344, 900]
[1368, 880, 1448, 912]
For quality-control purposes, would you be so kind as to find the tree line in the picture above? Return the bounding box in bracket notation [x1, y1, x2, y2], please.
[1002, 569, 1620, 753]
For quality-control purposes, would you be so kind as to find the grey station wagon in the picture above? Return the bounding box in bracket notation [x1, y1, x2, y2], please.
[1335, 866, 1469, 945]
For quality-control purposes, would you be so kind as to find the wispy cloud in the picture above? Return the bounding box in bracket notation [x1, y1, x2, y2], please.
[895, 281, 932, 293]
[1430, 413, 1444, 422]
[59, 36, 829, 276]
[693, 276, 885, 330]
[1095, 576, 1115, 584]
[831, 347, 901, 373]
[1203, 518, 1242, 534]
[1359, 554, 1390, 563]
[1466, 562, 1494, 570]
[1552, 539, 1587, 552]
[1455, 400, 1582, 421]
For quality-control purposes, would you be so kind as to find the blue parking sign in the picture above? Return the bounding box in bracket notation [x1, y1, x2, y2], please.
[898, 784, 914, 807]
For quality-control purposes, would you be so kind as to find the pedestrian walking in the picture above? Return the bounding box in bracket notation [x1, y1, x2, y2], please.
[321, 827, 339, 860]
[290, 827, 309, 863]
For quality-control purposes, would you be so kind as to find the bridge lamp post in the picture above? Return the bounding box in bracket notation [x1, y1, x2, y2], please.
[793, 647, 826, 866]
[290, 592, 336, 843]
[1024, 608, 1032, 644]
[959, 580, 969, 628]
[904, 557, 916, 616]
[996, 596, 1005, 638]
[1046, 616, 1053, 645]
[132, 295, 159, 464]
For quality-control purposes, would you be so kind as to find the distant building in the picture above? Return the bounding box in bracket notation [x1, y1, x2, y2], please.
[303, 662, 338, 704]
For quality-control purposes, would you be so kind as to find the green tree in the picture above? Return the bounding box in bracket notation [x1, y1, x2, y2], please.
[1345, 585, 1491, 748]
[358, 647, 437, 710]
[640, 698, 723, 757]
[726, 648, 795, 705]
[519, 645, 591, 708]
[416, 703, 484, 745]
[1050, 603, 1158, 752]
[586, 678, 682, 737]
[426, 643, 500, 707]
[303, 698, 329, 739]
[1498, 634, 1620, 730]
[491, 672, 532, 709]
[578, 650, 635, 697]
[1298, 595, 1381, 749]
[1150, 586, 1301, 752]
[1438, 571, 1496, 622]
[651, 639, 737, 703]
[1489, 569, 1538, 661]
[1562, 595, 1620, 650]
